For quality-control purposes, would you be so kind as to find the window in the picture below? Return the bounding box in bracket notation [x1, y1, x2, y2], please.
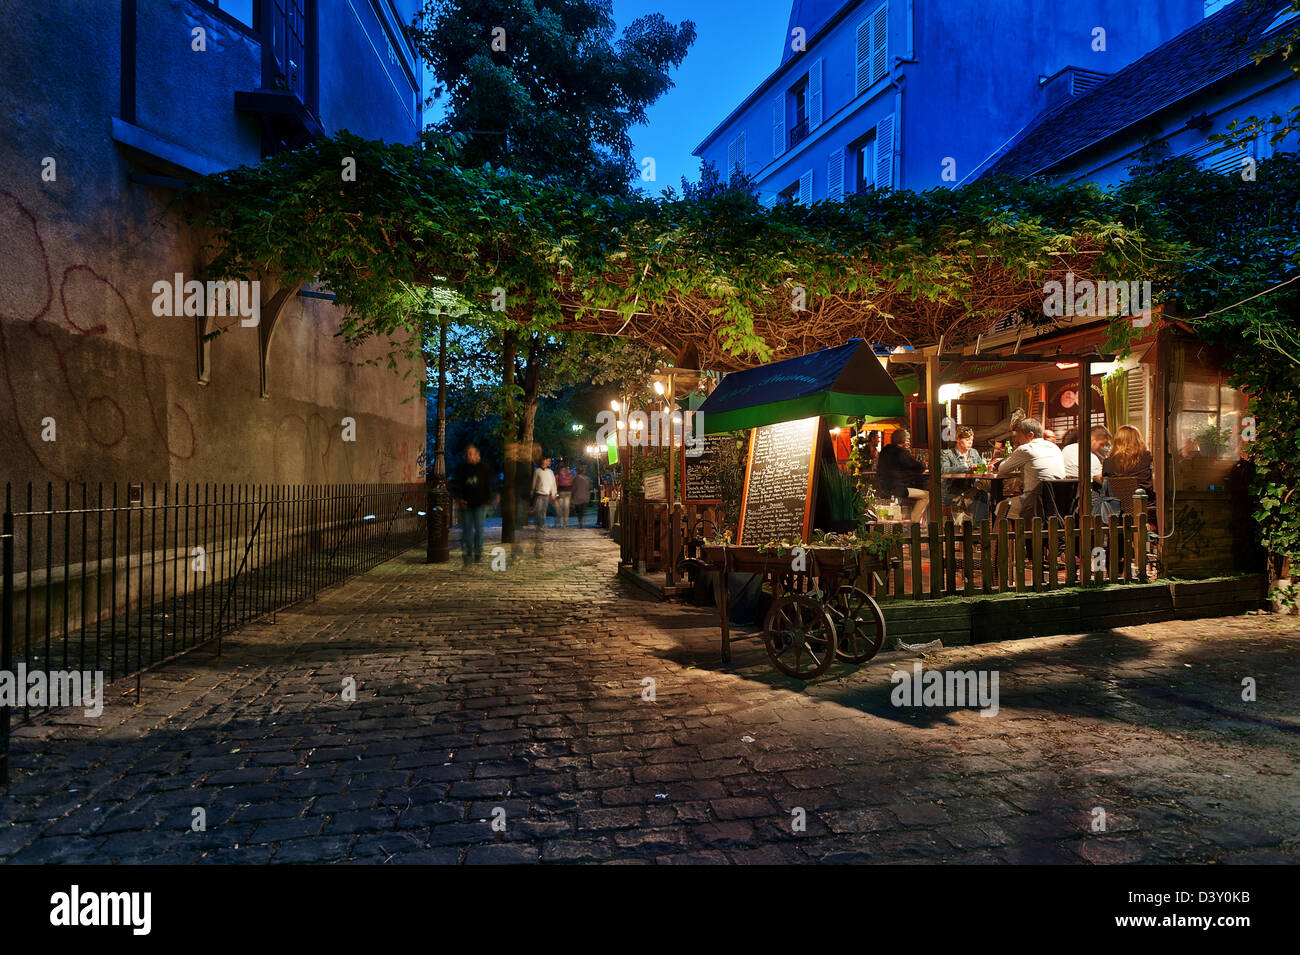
[852, 132, 876, 193]
[264, 0, 309, 104]
[855, 2, 889, 97]
[789, 79, 810, 148]
[778, 171, 812, 206]
[726, 132, 747, 181]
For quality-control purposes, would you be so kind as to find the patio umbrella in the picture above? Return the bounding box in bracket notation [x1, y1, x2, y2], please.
[696, 339, 905, 434]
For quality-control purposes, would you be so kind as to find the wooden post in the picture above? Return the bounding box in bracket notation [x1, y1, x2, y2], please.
[665, 372, 676, 588]
[926, 353, 943, 526]
[1077, 360, 1092, 582]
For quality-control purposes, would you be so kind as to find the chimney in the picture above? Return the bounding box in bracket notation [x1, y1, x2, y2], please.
[1038, 66, 1110, 108]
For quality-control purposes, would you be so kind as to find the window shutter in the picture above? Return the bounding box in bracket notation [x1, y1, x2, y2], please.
[827, 150, 844, 200]
[727, 132, 747, 179]
[798, 169, 813, 206]
[809, 58, 823, 130]
[871, 2, 889, 85]
[772, 98, 785, 158]
[855, 19, 872, 95]
[874, 114, 894, 190]
[1127, 365, 1148, 431]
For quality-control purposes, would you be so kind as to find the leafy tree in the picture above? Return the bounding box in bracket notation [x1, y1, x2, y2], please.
[1111, 153, 1300, 569]
[408, 0, 696, 196]
[405, 0, 695, 540]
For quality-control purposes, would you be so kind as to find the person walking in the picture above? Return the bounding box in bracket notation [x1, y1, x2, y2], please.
[570, 468, 592, 529]
[454, 444, 494, 566]
[531, 454, 558, 555]
[554, 460, 574, 528]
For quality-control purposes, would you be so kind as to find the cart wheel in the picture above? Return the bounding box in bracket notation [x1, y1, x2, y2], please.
[763, 593, 838, 679]
[828, 585, 886, 663]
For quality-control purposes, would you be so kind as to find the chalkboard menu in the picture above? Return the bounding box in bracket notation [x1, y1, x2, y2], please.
[738, 416, 821, 545]
[682, 434, 730, 501]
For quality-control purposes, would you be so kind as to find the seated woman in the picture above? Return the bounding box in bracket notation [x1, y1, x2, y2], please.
[940, 425, 989, 523]
[876, 428, 929, 522]
[1103, 424, 1155, 496]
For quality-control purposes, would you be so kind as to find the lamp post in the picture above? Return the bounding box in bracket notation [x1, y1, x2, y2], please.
[427, 314, 450, 563]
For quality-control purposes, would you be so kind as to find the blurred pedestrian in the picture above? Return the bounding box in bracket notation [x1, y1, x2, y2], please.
[570, 468, 592, 529]
[555, 459, 574, 528]
[531, 454, 557, 555]
[454, 444, 494, 566]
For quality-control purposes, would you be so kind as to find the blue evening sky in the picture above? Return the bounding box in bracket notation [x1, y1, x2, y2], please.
[614, 0, 792, 193]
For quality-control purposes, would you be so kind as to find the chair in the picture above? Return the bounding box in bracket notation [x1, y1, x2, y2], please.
[1105, 474, 1159, 576]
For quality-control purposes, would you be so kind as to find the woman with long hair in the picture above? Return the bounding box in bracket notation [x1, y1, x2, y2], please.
[1103, 424, 1154, 494]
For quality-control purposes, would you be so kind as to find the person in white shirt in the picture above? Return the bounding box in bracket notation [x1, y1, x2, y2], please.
[530, 456, 558, 555]
[993, 418, 1065, 520]
[1061, 425, 1111, 484]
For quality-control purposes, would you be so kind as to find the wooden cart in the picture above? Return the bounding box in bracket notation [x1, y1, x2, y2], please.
[688, 544, 888, 679]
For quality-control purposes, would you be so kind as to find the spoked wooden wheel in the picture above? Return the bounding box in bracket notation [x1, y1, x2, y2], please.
[827, 585, 886, 663]
[763, 593, 837, 679]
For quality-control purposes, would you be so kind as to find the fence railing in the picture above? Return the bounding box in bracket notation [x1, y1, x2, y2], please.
[630, 492, 1155, 598]
[1, 481, 425, 784]
[865, 510, 1153, 599]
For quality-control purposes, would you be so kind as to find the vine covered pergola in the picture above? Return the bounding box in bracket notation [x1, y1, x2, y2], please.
[184, 132, 1175, 371]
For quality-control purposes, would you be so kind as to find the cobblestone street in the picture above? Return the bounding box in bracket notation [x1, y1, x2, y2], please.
[2, 529, 1297, 865]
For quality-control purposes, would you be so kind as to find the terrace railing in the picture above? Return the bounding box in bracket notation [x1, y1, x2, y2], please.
[1, 482, 425, 784]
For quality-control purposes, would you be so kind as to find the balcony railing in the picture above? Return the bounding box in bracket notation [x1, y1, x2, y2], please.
[789, 117, 810, 149]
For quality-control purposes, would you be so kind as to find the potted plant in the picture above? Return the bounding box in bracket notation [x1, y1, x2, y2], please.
[820, 464, 863, 533]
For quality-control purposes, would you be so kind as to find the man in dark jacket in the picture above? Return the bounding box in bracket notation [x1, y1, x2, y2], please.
[569, 468, 592, 529]
[455, 444, 495, 566]
[876, 428, 930, 522]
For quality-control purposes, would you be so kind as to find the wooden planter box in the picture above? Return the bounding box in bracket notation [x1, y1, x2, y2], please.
[1170, 575, 1267, 618]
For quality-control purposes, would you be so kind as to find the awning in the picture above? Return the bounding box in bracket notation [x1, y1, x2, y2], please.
[697, 339, 906, 434]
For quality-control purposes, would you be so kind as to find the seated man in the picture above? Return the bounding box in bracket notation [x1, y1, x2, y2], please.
[993, 417, 1065, 521]
[876, 428, 929, 522]
[1061, 425, 1110, 485]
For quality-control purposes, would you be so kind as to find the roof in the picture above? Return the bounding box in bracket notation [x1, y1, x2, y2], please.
[694, 0, 859, 156]
[782, 0, 848, 65]
[980, 0, 1295, 180]
[697, 339, 904, 432]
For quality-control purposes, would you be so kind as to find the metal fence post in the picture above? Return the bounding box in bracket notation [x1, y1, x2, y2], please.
[2, 500, 14, 785]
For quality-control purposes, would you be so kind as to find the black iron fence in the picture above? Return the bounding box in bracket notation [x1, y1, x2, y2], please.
[1, 482, 426, 783]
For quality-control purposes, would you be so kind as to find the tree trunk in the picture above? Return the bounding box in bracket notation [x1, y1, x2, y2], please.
[500, 329, 518, 545]
[519, 333, 541, 453]
[427, 316, 450, 563]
